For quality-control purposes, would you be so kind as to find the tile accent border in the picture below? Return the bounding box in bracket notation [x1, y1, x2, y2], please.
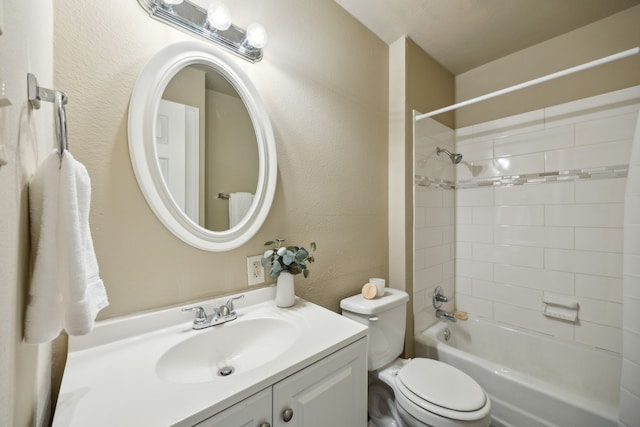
[414, 176, 455, 190]
[416, 164, 628, 190]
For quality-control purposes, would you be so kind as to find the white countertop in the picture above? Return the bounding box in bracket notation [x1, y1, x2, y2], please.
[52, 287, 367, 426]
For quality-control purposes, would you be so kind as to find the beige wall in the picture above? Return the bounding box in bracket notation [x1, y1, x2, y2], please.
[388, 37, 407, 306]
[456, 5, 640, 127]
[0, 1, 54, 425]
[389, 38, 454, 356]
[0, 1, 387, 422]
[205, 90, 258, 231]
[53, 0, 389, 317]
[407, 39, 455, 129]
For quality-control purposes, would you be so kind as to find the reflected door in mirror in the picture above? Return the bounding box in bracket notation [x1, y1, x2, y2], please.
[156, 100, 200, 224]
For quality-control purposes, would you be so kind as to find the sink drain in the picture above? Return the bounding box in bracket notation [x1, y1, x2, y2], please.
[218, 366, 234, 377]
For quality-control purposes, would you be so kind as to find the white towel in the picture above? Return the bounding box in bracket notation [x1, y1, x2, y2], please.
[229, 192, 254, 228]
[25, 150, 109, 343]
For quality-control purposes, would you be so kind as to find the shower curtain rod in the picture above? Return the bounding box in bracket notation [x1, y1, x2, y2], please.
[415, 46, 640, 121]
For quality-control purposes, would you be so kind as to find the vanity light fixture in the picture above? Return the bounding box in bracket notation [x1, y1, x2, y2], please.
[206, 1, 232, 31]
[137, 0, 267, 62]
[245, 23, 268, 49]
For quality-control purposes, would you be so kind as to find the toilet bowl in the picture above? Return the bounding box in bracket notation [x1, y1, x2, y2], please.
[368, 380, 404, 427]
[371, 358, 490, 427]
[340, 288, 491, 427]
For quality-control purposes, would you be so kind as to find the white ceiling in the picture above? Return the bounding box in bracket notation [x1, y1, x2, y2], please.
[334, 0, 640, 74]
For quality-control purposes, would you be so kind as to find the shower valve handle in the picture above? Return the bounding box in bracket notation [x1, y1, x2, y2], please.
[433, 286, 452, 308]
[435, 293, 449, 302]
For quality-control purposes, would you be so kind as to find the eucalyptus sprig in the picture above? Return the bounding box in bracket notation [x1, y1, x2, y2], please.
[261, 239, 316, 279]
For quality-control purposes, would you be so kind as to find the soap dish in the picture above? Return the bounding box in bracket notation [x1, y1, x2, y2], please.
[542, 295, 579, 322]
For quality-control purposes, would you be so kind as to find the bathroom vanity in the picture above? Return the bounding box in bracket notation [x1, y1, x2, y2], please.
[52, 287, 368, 426]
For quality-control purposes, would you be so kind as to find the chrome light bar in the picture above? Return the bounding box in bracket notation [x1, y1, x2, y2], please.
[137, 0, 264, 63]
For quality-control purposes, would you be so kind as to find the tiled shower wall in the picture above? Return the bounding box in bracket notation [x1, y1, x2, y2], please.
[454, 86, 640, 354]
[414, 86, 640, 353]
[414, 118, 456, 333]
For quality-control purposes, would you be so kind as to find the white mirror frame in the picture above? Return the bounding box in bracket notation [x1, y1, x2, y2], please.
[128, 41, 277, 251]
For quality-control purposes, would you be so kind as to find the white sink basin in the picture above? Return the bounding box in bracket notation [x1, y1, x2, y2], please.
[52, 287, 368, 427]
[156, 317, 300, 383]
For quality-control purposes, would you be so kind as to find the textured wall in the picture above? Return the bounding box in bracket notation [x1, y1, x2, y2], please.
[0, 1, 54, 425]
[53, 0, 389, 319]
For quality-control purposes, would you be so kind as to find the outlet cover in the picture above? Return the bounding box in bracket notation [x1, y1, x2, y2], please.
[247, 255, 265, 286]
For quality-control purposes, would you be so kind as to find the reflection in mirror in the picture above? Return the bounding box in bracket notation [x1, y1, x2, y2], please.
[129, 41, 277, 251]
[159, 65, 259, 232]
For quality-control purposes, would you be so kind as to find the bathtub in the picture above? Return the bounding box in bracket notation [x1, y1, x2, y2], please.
[415, 317, 622, 427]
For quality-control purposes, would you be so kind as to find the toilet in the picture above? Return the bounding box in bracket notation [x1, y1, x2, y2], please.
[340, 288, 491, 427]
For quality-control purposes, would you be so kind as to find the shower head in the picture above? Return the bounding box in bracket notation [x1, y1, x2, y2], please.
[436, 147, 463, 164]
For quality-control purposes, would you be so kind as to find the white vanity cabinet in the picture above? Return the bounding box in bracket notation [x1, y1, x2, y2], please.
[196, 338, 367, 427]
[195, 388, 272, 427]
[272, 338, 367, 427]
[53, 289, 369, 427]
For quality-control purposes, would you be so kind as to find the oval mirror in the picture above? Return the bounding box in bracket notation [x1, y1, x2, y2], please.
[128, 41, 277, 251]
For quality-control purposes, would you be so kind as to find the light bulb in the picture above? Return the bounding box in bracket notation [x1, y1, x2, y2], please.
[207, 1, 231, 31]
[246, 23, 268, 49]
[162, 0, 183, 5]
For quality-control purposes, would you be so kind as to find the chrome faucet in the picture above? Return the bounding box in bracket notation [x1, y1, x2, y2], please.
[182, 295, 245, 330]
[433, 286, 456, 322]
[182, 306, 209, 328]
[219, 295, 244, 317]
[436, 309, 456, 322]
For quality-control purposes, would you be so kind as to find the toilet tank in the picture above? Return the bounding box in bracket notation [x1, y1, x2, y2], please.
[340, 288, 409, 371]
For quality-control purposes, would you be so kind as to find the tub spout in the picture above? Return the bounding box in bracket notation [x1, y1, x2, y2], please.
[436, 309, 457, 322]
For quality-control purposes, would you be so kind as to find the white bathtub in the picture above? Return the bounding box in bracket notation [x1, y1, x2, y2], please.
[415, 317, 622, 427]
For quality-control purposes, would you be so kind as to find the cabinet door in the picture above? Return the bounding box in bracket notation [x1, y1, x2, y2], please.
[272, 339, 367, 427]
[195, 387, 272, 427]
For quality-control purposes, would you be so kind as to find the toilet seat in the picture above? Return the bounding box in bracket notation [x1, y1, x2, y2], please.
[394, 359, 490, 422]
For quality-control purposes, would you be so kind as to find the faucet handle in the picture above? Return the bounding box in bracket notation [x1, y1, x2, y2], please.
[433, 286, 453, 308]
[182, 306, 208, 325]
[225, 295, 245, 314]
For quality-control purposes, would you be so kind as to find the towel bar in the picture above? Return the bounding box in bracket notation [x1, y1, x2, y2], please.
[27, 73, 69, 158]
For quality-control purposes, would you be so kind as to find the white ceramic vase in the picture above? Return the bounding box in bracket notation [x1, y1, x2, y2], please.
[276, 271, 296, 307]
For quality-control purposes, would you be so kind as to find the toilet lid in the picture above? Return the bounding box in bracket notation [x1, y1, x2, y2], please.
[397, 359, 486, 413]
